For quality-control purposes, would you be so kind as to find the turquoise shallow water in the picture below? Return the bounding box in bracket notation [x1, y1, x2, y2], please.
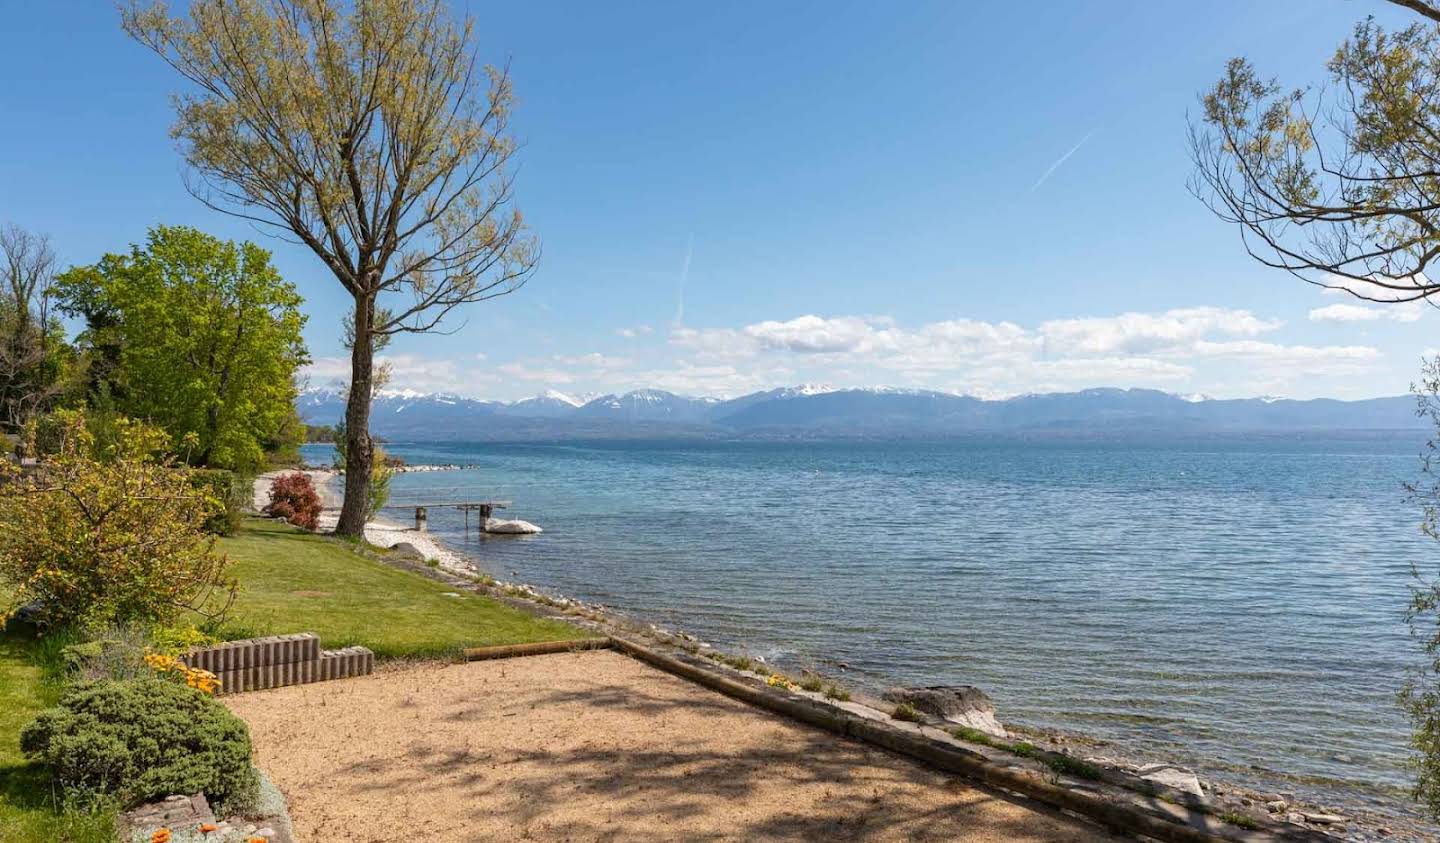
[304, 435, 1432, 820]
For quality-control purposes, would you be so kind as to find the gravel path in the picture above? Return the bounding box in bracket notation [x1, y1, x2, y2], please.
[227, 650, 1125, 842]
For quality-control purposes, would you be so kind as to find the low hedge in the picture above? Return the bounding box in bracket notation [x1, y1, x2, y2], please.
[20, 678, 258, 812]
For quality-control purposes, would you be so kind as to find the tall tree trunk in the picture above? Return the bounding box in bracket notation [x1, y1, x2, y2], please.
[335, 295, 374, 536]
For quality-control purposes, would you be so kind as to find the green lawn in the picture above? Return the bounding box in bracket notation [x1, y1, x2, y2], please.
[0, 636, 114, 843]
[211, 518, 588, 658]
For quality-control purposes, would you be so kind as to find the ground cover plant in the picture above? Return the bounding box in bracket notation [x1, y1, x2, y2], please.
[0, 631, 117, 842]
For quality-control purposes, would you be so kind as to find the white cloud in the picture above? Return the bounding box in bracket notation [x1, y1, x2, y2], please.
[497, 362, 576, 384]
[1038, 307, 1281, 355]
[550, 352, 631, 369]
[302, 354, 499, 395]
[744, 315, 892, 354]
[617, 325, 653, 339]
[1319, 271, 1433, 303]
[1192, 339, 1375, 359]
[307, 303, 1398, 401]
[664, 307, 1380, 397]
[1309, 302, 1423, 323]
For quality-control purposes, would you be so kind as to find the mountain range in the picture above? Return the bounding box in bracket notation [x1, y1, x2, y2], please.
[296, 385, 1427, 441]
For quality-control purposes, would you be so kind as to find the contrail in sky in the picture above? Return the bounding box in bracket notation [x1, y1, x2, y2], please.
[1031, 130, 1096, 192]
[673, 234, 693, 326]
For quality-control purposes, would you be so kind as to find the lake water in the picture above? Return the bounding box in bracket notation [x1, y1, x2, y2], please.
[302, 435, 1432, 821]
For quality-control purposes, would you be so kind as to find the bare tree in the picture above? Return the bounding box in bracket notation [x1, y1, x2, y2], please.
[1391, 0, 1440, 24]
[0, 224, 62, 432]
[1189, 0, 1440, 303]
[122, 0, 538, 534]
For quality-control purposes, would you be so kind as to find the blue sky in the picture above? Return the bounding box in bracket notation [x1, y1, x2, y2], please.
[2, 0, 1434, 401]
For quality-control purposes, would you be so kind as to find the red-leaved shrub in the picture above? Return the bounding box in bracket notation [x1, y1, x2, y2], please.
[265, 472, 322, 531]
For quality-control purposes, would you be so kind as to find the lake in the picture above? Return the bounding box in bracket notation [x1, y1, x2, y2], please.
[302, 435, 1431, 821]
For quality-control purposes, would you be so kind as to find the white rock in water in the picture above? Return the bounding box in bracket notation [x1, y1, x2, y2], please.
[484, 518, 543, 534]
[1137, 763, 1205, 797]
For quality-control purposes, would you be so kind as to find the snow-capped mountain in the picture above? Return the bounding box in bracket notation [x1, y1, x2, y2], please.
[577, 389, 720, 422]
[294, 385, 1423, 441]
[496, 389, 588, 418]
[299, 388, 502, 436]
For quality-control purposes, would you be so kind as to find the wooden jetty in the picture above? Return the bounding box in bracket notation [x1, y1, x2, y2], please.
[377, 500, 511, 532]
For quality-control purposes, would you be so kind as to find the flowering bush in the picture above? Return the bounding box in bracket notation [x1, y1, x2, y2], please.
[0, 410, 237, 629]
[264, 471, 321, 530]
[20, 677, 259, 811]
[144, 651, 221, 695]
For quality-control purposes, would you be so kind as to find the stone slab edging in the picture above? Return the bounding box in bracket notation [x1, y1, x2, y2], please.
[601, 636, 1328, 843]
[462, 638, 610, 661]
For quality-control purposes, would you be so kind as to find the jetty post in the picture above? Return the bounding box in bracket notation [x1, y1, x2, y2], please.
[381, 500, 509, 533]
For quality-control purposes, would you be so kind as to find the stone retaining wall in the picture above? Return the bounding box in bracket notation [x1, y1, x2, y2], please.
[181, 633, 373, 695]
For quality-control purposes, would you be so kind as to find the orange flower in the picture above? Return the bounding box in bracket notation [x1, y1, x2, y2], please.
[151, 830, 172, 843]
[199, 823, 218, 833]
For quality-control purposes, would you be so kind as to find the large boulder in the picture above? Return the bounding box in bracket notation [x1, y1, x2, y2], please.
[881, 685, 1008, 738]
[1137, 763, 1205, 797]
[484, 518, 543, 535]
[389, 542, 427, 561]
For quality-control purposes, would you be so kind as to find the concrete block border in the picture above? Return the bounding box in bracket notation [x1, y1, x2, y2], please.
[181, 633, 373, 695]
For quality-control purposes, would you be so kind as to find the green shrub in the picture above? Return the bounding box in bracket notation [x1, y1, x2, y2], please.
[950, 725, 1003, 748]
[1010, 740, 1039, 758]
[1044, 752, 1104, 780]
[59, 635, 149, 683]
[1218, 811, 1259, 830]
[823, 683, 850, 701]
[149, 624, 216, 656]
[20, 678, 258, 812]
[891, 702, 922, 723]
[0, 412, 237, 629]
[190, 469, 245, 536]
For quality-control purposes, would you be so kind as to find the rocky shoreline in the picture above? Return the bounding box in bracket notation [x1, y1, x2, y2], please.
[252, 470, 1436, 843]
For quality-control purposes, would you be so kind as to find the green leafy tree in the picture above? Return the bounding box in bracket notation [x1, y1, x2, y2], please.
[122, 0, 537, 536]
[56, 226, 309, 472]
[0, 410, 237, 630]
[1191, 0, 1440, 817]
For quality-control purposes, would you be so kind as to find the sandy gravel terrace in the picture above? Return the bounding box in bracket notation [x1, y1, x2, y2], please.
[226, 650, 1124, 842]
